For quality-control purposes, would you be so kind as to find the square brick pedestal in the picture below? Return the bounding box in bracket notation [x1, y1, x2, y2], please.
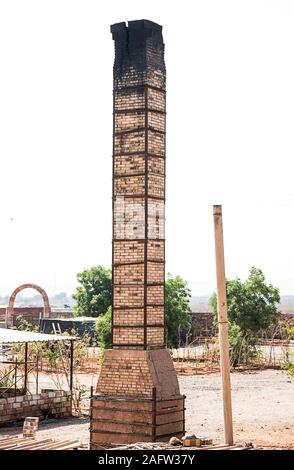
[90, 349, 185, 449]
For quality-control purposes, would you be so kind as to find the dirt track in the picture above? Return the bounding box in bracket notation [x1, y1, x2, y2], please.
[1, 369, 293, 449]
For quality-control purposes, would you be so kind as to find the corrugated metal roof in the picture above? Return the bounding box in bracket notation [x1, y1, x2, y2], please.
[0, 328, 75, 344]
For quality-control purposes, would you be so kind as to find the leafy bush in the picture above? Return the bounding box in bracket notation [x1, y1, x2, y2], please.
[95, 306, 112, 353]
[0, 366, 15, 389]
[281, 362, 294, 376]
[281, 326, 294, 377]
[165, 274, 191, 348]
[228, 323, 260, 367]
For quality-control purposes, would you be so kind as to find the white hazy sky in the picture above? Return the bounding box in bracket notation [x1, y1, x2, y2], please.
[1, 0, 294, 297]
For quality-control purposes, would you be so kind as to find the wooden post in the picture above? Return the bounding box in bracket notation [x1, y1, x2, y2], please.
[36, 354, 39, 394]
[213, 205, 233, 445]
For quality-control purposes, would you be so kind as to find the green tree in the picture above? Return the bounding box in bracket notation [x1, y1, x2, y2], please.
[210, 267, 280, 366]
[165, 274, 192, 348]
[210, 267, 280, 334]
[95, 306, 112, 351]
[73, 266, 112, 317]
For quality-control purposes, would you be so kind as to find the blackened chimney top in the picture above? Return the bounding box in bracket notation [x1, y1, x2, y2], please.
[110, 20, 162, 40]
[110, 19, 165, 84]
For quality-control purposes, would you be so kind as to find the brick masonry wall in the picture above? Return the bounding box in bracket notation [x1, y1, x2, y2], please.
[96, 349, 181, 400]
[279, 312, 294, 326]
[0, 308, 73, 326]
[97, 350, 154, 397]
[0, 307, 44, 324]
[189, 311, 294, 341]
[0, 390, 71, 427]
[261, 312, 294, 339]
[190, 312, 216, 339]
[112, 20, 166, 349]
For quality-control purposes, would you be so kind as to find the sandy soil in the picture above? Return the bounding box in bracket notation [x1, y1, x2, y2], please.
[182, 369, 294, 449]
[1, 369, 293, 449]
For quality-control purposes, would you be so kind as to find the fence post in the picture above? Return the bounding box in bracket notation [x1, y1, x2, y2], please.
[14, 358, 18, 397]
[213, 205, 234, 445]
[24, 342, 28, 394]
[36, 354, 39, 394]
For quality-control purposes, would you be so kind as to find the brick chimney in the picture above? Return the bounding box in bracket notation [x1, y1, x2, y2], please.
[90, 20, 185, 449]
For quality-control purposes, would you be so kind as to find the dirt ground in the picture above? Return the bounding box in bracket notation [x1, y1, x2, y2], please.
[1, 369, 293, 449]
[182, 369, 294, 449]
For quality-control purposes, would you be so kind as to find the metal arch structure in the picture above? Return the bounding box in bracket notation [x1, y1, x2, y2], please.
[5, 283, 51, 328]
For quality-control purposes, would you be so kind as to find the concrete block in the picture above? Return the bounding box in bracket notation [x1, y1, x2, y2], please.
[12, 403, 21, 409]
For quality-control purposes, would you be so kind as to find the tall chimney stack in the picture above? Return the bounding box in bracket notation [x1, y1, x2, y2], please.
[90, 20, 185, 449]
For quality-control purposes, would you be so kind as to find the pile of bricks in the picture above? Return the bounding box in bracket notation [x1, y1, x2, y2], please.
[0, 389, 71, 427]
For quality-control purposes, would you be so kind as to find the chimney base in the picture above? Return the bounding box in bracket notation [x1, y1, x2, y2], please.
[90, 349, 185, 448]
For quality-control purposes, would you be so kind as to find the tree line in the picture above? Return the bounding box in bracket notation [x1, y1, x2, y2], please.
[72, 265, 281, 364]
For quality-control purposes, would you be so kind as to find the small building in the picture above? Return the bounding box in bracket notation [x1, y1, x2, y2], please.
[40, 316, 96, 341]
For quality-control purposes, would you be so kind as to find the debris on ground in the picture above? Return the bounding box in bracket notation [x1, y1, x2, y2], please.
[111, 441, 253, 450]
[0, 435, 82, 451]
[169, 436, 182, 446]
